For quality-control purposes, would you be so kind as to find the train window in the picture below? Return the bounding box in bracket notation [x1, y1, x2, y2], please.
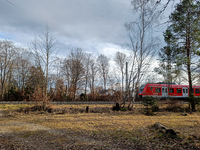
[139, 88, 143, 93]
[150, 87, 152, 91]
[186, 89, 188, 93]
[139, 85, 145, 93]
[156, 88, 161, 93]
[169, 88, 174, 93]
[177, 89, 182, 93]
[195, 89, 199, 93]
[183, 89, 185, 93]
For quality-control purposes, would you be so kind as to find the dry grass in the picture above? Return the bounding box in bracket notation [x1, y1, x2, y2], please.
[0, 104, 200, 149]
[1, 104, 200, 134]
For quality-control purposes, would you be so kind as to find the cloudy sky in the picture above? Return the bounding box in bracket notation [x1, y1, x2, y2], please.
[0, 0, 135, 57]
[0, 0, 175, 60]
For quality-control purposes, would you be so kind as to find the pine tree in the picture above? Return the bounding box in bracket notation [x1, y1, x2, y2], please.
[162, 0, 200, 111]
[155, 29, 178, 84]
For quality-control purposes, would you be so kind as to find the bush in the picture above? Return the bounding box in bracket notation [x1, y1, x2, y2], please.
[112, 103, 120, 111]
[165, 100, 184, 112]
[120, 107, 127, 111]
[142, 96, 158, 114]
[152, 105, 159, 112]
[27, 86, 51, 111]
[194, 97, 200, 105]
[18, 105, 53, 113]
[80, 93, 87, 100]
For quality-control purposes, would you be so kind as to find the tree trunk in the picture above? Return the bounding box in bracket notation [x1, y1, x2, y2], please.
[73, 84, 76, 100]
[187, 35, 195, 112]
[85, 75, 88, 95]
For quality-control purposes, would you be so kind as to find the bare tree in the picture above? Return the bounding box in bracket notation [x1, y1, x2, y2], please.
[88, 58, 98, 99]
[114, 51, 127, 93]
[30, 36, 42, 68]
[125, 0, 160, 107]
[108, 74, 116, 94]
[0, 40, 18, 100]
[83, 54, 92, 95]
[30, 25, 57, 98]
[61, 58, 71, 95]
[97, 54, 109, 91]
[62, 48, 85, 100]
[15, 48, 32, 94]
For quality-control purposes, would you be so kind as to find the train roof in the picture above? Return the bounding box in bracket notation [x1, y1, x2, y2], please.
[144, 83, 200, 88]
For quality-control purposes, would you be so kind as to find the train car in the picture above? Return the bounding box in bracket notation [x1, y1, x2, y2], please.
[138, 83, 200, 99]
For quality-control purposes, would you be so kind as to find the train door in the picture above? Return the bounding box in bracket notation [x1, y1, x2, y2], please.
[182, 87, 188, 97]
[162, 87, 168, 98]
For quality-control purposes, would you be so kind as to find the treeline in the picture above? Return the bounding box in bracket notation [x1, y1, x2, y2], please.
[0, 37, 135, 102]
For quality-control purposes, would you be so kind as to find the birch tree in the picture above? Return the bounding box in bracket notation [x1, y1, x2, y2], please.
[125, 0, 160, 106]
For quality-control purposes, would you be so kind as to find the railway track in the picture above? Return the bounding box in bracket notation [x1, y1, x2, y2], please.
[0, 101, 118, 105]
[0, 101, 188, 105]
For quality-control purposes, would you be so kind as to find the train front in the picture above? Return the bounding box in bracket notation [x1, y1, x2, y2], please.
[138, 84, 146, 99]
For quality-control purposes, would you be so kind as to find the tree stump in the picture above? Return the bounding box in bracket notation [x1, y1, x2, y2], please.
[86, 106, 89, 113]
[112, 103, 121, 111]
[116, 103, 120, 111]
[154, 122, 177, 137]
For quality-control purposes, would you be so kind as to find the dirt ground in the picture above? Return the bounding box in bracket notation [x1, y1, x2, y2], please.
[0, 105, 200, 150]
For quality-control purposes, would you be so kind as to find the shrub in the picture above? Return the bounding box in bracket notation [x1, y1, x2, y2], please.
[112, 103, 120, 111]
[165, 100, 184, 112]
[120, 107, 127, 111]
[80, 93, 87, 100]
[18, 105, 53, 114]
[29, 86, 51, 111]
[142, 96, 158, 114]
[194, 97, 200, 105]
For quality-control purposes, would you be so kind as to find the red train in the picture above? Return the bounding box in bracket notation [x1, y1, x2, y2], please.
[138, 83, 200, 99]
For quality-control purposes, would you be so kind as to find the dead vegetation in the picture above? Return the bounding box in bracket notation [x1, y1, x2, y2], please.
[4, 100, 198, 115]
[0, 103, 200, 149]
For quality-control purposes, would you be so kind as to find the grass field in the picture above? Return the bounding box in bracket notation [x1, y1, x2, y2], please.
[0, 103, 200, 149]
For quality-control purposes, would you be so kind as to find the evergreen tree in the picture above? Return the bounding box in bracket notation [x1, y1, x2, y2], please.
[25, 66, 45, 95]
[155, 29, 178, 84]
[162, 0, 200, 111]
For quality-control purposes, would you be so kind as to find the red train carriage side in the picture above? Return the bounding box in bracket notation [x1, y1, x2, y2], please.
[138, 83, 200, 99]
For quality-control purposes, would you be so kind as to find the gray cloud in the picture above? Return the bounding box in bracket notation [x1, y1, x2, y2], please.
[0, 0, 133, 49]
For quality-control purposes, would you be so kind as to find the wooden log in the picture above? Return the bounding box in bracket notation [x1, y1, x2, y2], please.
[154, 122, 167, 130]
[180, 113, 187, 116]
